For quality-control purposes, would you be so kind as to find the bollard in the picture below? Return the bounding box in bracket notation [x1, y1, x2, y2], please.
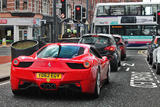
[2, 38, 6, 47]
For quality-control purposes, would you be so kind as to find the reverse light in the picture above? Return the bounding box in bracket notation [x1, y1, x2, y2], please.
[75, 83, 81, 87]
[104, 46, 116, 51]
[13, 59, 20, 66]
[83, 61, 91, 68]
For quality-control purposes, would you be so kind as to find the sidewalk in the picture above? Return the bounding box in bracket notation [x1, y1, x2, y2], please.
[0, 63, 11, 79]
[0, 56, 11, 80]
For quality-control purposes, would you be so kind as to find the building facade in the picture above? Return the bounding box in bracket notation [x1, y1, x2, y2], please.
[0, 0, 54, 43]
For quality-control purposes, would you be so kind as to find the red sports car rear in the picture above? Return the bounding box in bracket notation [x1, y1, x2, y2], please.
[10, 43, 110, 98]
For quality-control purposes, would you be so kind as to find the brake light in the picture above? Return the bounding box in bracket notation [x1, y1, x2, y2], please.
[83, 61, 91, 68]
[13, 59, 20, 66]
[120, 46, 124, 50]
[91, 35, 99, 37]
[104, 46, 116, 51]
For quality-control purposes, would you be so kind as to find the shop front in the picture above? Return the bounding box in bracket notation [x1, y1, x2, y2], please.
[0, 18, 34, 44]
[0, 26, 13, 44]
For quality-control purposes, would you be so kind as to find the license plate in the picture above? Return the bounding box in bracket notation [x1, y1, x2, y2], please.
[36, 73, 62, 79]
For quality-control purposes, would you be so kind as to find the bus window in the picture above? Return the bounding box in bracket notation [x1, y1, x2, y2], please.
[142, 4, 157, 16]
[142, 26, 156, 36]
[158, 4, 160, 11]
[111, 26, 124, 35]
[96, 26, 109, 34]
[125, 25, 141, 36]
[110, 6, 125, 16]
[97, 6, 110, 17]
[126, 5, 141, 15]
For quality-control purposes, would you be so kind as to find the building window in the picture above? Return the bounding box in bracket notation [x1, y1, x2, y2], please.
[42, 0, 49, 14]
[2, 0, 7, 9]
[0, 0, 1, 11]
[0, 0, 7, 11]
[15, 0, 20, 10]
[23, 0, 28, 10]
[35, 0, 39, 13]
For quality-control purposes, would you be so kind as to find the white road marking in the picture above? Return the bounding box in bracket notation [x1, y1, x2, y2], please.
[154, 76, 158, 79]
[118, 67, 121, 71]
[145, 59, 160, 87]
[126, 67, 130, 71]
[130, 72, 157, 88]
[122, 63, 135, 67]
[153, 73, 155, 76]
[0, 81, 10, 86]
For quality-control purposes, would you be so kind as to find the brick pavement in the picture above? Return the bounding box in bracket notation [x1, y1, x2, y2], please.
[0, 56, 11, 80]
[0, 56, 11, 64]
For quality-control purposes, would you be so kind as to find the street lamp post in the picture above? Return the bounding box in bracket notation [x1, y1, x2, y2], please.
[86, 0, 88, 33]
[53, 0, 57, 43]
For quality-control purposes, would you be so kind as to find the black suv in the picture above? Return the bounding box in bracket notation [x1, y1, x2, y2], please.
[79, 34, 121, 72]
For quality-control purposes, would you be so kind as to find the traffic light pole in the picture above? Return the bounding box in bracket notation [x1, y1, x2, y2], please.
[52, 0, 57, 43]
[86, 0, 88, 21]
[86, 0, 88, 33]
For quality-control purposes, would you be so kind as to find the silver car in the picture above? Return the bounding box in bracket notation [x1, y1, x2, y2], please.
[152, 45, 160, 74]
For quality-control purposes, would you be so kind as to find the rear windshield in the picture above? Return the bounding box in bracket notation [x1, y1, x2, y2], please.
[37, 45, 84, 58]
[79, 36, 110, 47]
[156, 38, 160, 45]
[114, 37, 120, 43]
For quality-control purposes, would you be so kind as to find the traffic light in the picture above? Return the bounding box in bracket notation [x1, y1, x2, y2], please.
[60, 0, 67, 19]
[74, 5, 82, 21]
[82, 7, 86, 23]
[157, 11, 160, 24]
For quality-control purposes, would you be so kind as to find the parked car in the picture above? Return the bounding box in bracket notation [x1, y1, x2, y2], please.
[79, 34, 121, 72]
[11, 43, 110, 98]
[152, 46, 160, 74]
[112, 34, 127, 60]
[147, 36, 160, 64]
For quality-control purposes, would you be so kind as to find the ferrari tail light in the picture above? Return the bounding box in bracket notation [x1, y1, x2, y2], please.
[12, 58, 33, 67]
[67, 63, 86, 69]
[67, 61, 91, 69]
[104, 46, 116, 51]
[83, 61, 91, 68]
[13, 59, 20, 66]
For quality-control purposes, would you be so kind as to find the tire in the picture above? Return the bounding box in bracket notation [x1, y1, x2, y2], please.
[149, 56, 152, 65]
[147, 55, 149, 61]
[118, 60, 121, 66]
[121, 54, 126, 61]
[152, 62, 156, 69]
[92, 70, 101, 98]
[111, 60, 118, 72]
[12, 90, 22, 96]
[105, 64, 110, 84]
[156, 63, 160, 74]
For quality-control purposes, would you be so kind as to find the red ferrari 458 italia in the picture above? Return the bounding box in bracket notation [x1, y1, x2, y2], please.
[10, 43, 110, 98]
